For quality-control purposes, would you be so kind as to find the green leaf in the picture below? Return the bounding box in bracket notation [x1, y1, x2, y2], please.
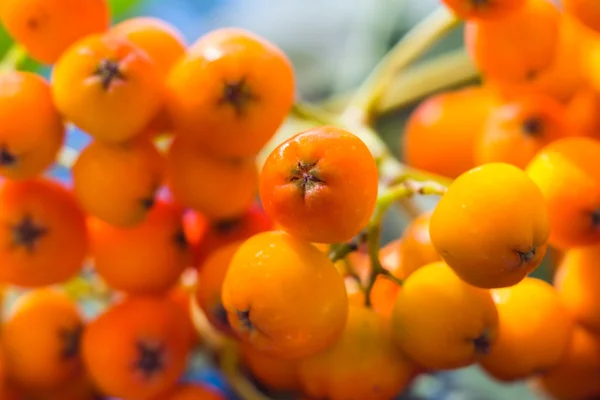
[109, 0, 144, 21]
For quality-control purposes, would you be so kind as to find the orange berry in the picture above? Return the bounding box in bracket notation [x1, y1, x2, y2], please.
[82, 296, 190, 400]
[479, 278, 574, 381]
[166, 27, 295, 158]
[396, 211, 441, 280]
[391, 262, 499, 370]
[107, 17, 187, 134]
[0, 178, 88, 287]
[0, 0, 110, 64]
[156, 383, 225, 400]
[531, 325, 600, 400]
[72, 139, 165, 227]
[442, 0, 526, 20]
[51, 34, 163, 144]
[2, 289, 84, 390]
[195, 241, 242, 336]
[402, 86, 496, 179]
[259, 126, 378, 244]
[526, 137, 600, 249]
[474, 93, 569, 169]
[465, 0, 560, 83]
[108, 17, 186, 78]
[239, 344, 301, 392]
[565, 86, 600, 138]
[166, 137, 259, 221]
[484, 14, 593, 103]
[221, 231, 348, 359]
[430, 163, 549, 288]
[298, 305, 417, 400]
[564, 0, 600, 33]
[554, 244, 600, 334]
[88, 200, 190, 295]
[582, 38, 600, 94]
[185, 206, 273, 268]
[0, 71, 64, 180]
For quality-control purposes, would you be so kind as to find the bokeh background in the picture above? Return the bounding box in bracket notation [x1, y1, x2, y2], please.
[0, 1, 557, 399]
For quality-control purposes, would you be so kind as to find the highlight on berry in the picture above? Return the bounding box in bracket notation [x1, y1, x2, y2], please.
[0, 0, 597, 399]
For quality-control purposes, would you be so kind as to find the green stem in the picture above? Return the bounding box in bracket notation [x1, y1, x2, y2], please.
[363, 180, 447, 306]
[0, 44, 28, 73]
[340, 6, 461, 126]
[328, 242, 359, 263]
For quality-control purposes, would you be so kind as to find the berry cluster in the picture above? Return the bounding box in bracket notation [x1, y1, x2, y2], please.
[0, 0, 598, 400]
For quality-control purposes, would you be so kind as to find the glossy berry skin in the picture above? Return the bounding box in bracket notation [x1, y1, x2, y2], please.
[430, 163, 550, 289]
[0, 0, 110, 64]
[166, 27, 295, 158]
[0, 71, 64, 180]
[51, 34, 163, 144]
[465, 0, 560, 83]
[259, 126, 378, 244]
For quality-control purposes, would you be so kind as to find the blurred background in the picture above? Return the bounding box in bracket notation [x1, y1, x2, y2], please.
[0, 1, 557, 399]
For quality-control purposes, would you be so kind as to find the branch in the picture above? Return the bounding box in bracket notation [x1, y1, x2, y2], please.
[363, 180, 447, 306]
[340, 6, 461, 125]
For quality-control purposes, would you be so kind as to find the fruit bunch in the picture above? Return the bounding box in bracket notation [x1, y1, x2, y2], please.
[0, 0, 598, 399]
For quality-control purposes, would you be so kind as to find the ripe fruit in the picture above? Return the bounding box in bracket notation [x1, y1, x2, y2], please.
[430, 163, 549, 288]
[185, 206, 273, 268]
[107, 17, 187, 134]
[0, 0, 110, 64]
[396, 211, 440, 280]
[391, 262, 499, 370]
[298, 305, 417, 400]
[51, 34, 163, 143]
[564, 0, 600, 33]
[82, 296, 190, 400]
[441, 0, 526, 20]
[166, 137, 259, 221]
[474, 93, 568, 169]
[531, 325, 600, 400]
[195, 241, 242, 335]
[166, 27, 295, 158]
[239, 344, 301, 392]
[565, 86, 600, 138]
[72, 139, 165, 227]
[259, 126, 378, 244]
[0, 71, 64, 180]
[0, 178, 88, 287]
[526, 137, 600, 249]
[88, 200, 190, 295]
[108, 17, 187, 78]
[2, 289, 84, 390]
[221, 231, 348, 359]
[465, 0, 560, 82]
[479, 278, 574, 381]
[554, 244, 600, 333]
[484, 13, 593, 103]
[158, 383, 225, 400]
[402, 86, 496, 179]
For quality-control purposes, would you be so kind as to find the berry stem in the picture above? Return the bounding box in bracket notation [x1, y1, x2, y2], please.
[219, 339, 272, 400]
[364, 180, 447, 306]
[340, 6, 461, 126]
[320, 49, 478, 116]
[328, 242, 359, 263]
[0, 44, 28, 73]
[375, 49, 478, 116]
